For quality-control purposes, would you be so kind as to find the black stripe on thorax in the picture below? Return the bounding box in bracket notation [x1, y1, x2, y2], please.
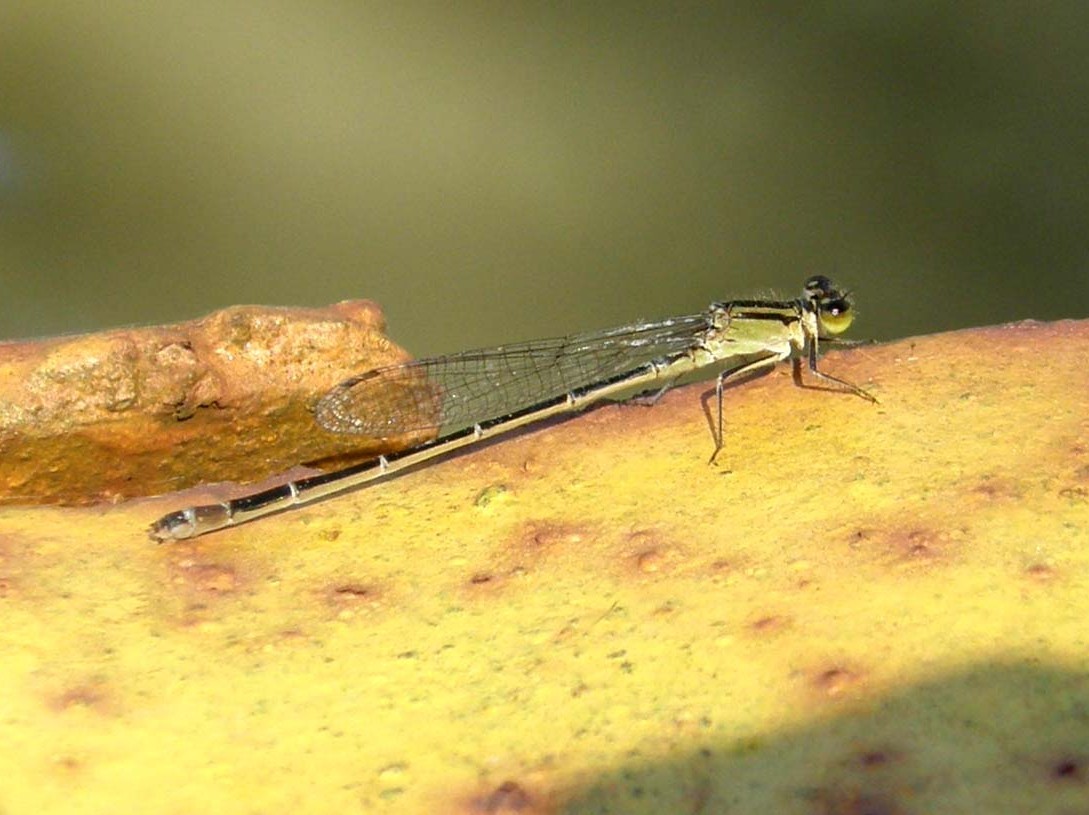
[715, 299, 805, 326]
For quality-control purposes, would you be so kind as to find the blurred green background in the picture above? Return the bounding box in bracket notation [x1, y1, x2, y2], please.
[1, 3, 1087, 356]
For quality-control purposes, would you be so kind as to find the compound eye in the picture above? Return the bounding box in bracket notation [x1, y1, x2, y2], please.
[818, 296, 855, 335]
[804, 275, 835, 298]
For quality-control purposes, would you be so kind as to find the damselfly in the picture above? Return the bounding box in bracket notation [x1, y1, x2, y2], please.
[149, 276, 876, 541]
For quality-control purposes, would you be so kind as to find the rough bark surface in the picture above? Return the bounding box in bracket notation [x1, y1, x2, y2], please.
[0, 300, 419, 504]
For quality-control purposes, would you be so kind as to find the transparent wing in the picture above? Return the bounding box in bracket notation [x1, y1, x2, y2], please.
[314, 312, 712, 437]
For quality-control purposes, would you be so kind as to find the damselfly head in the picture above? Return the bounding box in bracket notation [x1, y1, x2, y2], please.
[804, 275, 855, 336]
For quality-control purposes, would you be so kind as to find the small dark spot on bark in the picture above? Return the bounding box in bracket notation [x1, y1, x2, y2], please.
[634, 549, 664, 574]
[167, 551, 243, 596]
[749, 614, 789, 634]
[334, 583, 371, 598]
[475, 780, 532, 813]
[327, 582, 383, 613]
[1053, 758, 1082, 780]
[48, 680, 115, 715]
[1025, 562, 1056, 582]
[53, 754, 83, 774]
[811, 666, 862, 697]
[858, 750, 891, 768]
[1059, 485, 1088, 502]
[811, 789, 901, 815]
